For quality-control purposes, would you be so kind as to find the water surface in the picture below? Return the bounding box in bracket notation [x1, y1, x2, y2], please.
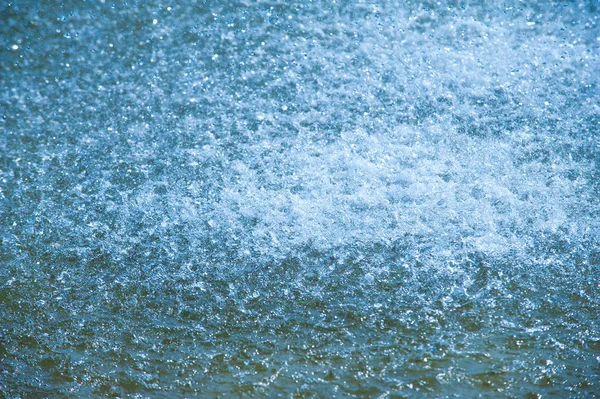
[1, 1, 599, 397]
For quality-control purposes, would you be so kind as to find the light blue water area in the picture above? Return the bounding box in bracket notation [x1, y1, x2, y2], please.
[1, 0, 599, 397]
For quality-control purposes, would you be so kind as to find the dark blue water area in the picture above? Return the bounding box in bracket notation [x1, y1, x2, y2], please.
[1, 1, 600, 397]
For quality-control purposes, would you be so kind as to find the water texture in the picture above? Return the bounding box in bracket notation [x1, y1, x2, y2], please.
[1, 0, 599, 397]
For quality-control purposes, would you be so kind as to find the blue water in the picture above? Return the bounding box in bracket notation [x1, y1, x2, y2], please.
[1, 1, 599, 397]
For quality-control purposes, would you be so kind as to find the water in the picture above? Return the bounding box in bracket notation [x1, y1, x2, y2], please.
[1, 1, 599, 397]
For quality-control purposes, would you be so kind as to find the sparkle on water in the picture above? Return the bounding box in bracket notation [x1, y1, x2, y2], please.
[1, 1, 599, 398]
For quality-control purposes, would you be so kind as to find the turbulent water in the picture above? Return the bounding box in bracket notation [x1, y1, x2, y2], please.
[1, 0, 599, 397]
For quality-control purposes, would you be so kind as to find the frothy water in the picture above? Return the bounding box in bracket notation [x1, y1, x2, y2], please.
[1, 1, 599, 397]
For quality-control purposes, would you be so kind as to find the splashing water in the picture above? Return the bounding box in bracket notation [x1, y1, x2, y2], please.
[1, 1, 599, 397]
